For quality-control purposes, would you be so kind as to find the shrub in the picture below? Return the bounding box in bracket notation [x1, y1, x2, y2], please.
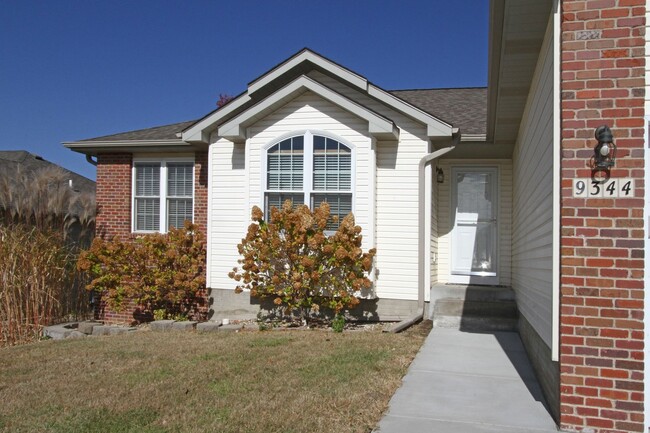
[229, 201, 376, 323]
[77, 221, 207, 320]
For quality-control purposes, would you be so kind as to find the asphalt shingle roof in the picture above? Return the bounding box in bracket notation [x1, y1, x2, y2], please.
[78, 120, 197, 142]
[73, 88, 487, 142]
[390, 87, 487, 135]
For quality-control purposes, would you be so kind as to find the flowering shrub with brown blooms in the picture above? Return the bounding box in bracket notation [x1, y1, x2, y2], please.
[229, 201, 376, 320]
[77, 221, 207, 320]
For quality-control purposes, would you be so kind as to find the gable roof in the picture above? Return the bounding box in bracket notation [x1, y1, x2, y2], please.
[65, 50, 489, 153]
[181, 49, 455, 143]
[65, 87, 487, 149]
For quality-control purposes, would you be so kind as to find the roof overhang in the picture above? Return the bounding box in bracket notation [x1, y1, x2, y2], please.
[486, 0, 554, 148]
[63, 139, 206, 155]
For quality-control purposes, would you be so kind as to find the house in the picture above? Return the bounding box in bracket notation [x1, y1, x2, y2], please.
[64, 0, 648, 432]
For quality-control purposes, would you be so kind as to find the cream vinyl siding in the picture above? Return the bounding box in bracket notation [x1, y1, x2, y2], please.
[209, 91, 372, 291]
[247, 91, 372, 247]
[431, 180, 439, 284]
[207, 138, 247, 291]
[511, 17, 554, 349]
[436, 160, 513, 287]
[208, 70, 441, 301]
[307, 71, 432, 301]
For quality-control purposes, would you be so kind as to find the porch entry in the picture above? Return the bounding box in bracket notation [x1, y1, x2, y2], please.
[449, 167, 498, 285]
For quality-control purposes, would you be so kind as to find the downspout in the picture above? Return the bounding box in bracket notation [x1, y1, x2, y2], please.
[387, 131, 460, 333]
[85, 154, 98, 166]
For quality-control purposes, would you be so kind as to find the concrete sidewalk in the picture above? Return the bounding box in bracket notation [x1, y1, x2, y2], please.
[375, 328, 558, 433]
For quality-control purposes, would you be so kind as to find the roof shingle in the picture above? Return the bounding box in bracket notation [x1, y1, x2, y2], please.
[73, 88, 487, 143]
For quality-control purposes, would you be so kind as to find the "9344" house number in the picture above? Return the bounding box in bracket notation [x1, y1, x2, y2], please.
[572, 178, 635, 198]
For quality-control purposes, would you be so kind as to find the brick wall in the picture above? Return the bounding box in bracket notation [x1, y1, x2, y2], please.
[93, 152, 209, 324]
[560, 1, 645, 432]
[96, 153, 133, 239]
[194, 152, 209, 233]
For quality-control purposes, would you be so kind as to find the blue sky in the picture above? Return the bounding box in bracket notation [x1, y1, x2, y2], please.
[0, 1, 489, 180]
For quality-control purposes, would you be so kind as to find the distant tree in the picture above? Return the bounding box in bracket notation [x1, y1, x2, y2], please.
[216, 93, 234, 108]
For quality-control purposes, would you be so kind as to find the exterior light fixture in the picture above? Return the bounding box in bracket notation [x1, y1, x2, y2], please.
[436, 167, 444, 183]
[593, 125, 616, 170]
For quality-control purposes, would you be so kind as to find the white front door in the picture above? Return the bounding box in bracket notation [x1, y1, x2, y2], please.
[450, 167, 498, 285]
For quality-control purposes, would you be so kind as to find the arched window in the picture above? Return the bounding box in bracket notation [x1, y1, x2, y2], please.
[264, 132, 353, 228]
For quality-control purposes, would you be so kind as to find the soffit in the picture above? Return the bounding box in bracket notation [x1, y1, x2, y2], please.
[487, 0, 553, 148]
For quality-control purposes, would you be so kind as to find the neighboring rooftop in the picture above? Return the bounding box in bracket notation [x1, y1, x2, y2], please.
[0, 151, 95, 194]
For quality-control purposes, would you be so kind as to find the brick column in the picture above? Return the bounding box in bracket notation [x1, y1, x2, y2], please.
[194, 151, 208, 234]
[560, 1, 645, 432]
[96, 153, 132, 239]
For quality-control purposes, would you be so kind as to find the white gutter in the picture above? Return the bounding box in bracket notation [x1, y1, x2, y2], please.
[387, 133, 460, 332]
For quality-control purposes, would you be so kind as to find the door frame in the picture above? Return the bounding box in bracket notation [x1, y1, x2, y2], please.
[449, 165, 500, 286]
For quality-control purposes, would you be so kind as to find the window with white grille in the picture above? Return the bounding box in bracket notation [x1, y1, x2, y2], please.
[133, 159, 194, 232]
[264, 132, 353, 229]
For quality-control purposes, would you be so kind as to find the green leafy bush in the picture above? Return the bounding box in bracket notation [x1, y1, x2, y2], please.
[77, 221, 207, 320]
[229, 201, 376, 322]
[331, 314, 346, 333]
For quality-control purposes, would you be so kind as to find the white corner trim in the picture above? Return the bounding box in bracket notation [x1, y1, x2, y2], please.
[551, 0, 560, 363]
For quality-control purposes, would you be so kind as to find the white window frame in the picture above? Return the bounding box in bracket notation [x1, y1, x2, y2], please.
[131, 156, 195, 233]
[261, 130, 355, 223]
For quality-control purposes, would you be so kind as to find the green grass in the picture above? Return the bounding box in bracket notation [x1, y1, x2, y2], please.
[0, 322, 430, 433]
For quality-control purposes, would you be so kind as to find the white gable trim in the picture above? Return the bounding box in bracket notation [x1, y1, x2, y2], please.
[218, 75, 400, 141]
[182, 49, 454, 145]
[248, 49, 368, 95]
[182, 94, 251, 143]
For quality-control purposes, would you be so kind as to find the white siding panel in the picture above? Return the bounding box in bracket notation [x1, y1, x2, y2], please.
[512, 21, 555, 349]
[208, 138, 248, 291]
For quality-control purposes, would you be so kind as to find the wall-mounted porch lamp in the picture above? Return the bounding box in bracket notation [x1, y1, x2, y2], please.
[593, 125, 616, 170]
[436, 167, 444, 183]
[591, 125, 617, 183]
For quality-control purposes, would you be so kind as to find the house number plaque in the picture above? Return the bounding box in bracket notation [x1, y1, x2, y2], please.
[572, 178, 635, 198]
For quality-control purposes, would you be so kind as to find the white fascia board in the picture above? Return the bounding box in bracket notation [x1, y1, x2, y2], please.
[218, 75, 398, 141]
[63, 140, 194, 154]
[367, 84, 453, 138]
[460, 134, 488, 142]
[248, 50, 368, 95]
[181, 94, 251, 144]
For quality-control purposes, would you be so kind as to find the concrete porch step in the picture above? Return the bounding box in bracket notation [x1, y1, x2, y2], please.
[433, 314, 518, 332]
[430, 285, 518, 332]
[433, 299, 518, 318]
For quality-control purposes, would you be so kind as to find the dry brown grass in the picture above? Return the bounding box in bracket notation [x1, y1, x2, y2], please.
[0, 322, 430, 433]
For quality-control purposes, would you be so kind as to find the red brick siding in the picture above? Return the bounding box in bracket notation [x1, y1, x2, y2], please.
[560, 1, 645, 432]
[194, 152, 208, 233]
[96, 153, 132, 239]
[93, 152, 209, 324]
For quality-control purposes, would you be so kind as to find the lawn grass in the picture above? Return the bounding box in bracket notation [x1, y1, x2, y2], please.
[0, 322, 430, 433]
